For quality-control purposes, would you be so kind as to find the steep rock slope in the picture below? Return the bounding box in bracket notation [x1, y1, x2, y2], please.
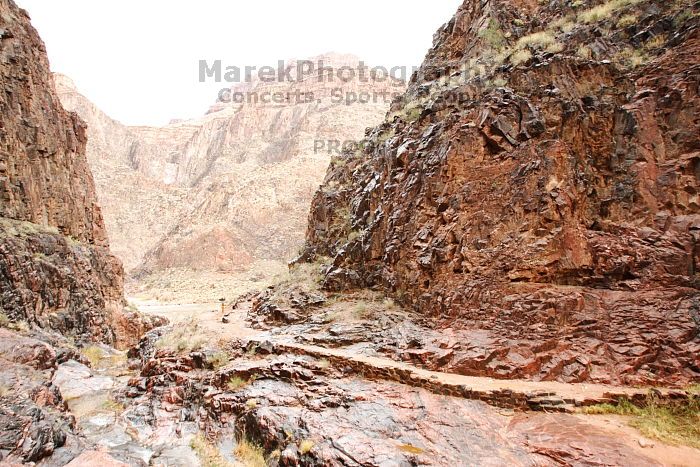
[54, 74, 186, 273]
[57, 57, 404, 301]
[0, 0, 155, 347]
[302, 0, 700, 385]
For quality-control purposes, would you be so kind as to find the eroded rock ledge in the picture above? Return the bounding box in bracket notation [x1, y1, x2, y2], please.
[298, 0, 700, 387]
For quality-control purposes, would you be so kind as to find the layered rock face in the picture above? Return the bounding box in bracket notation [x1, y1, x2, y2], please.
[0, 0, 153, 347]
[302, 0, 700, 385]
[54, 75, 187, 274]
[56, 56, 405, 287]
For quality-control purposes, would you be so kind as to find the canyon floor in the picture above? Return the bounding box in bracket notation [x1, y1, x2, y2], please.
[59, 275, 691, 467]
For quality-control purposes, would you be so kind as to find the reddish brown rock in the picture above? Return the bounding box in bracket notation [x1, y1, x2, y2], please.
[300, 0, 700, 385]
[0, 0, 161, 347]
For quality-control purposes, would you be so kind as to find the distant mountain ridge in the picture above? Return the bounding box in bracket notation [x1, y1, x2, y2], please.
[56, 54, 405, 300]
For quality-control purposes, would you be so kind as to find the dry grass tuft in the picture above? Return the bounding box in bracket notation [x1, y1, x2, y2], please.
[510, 49, 532, 66]
[516, 31, 556, 49]
[545, 42, 565, 54]
[227, 375, 254, 391]
[208, 351, 230, 369]
[234, 436, 266, 467]
[156, 318, 206, 354]
[583, 397, 700, 448]
[577, 45, 592, 59]
[352, 302, 375, 320]
[102, 397, 126, 414]
[578, 0, 641, 23]
[397, 443, 425, 454]
[617, 13, 638, 27]
[82, 346, 105, 368]
[299, 439, 315, 455]
[191, 434, 234, 467]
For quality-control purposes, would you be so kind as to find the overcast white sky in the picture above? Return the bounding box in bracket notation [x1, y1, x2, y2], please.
[15, 0, 463, 126]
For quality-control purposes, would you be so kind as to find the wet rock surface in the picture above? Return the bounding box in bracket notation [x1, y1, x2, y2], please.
[127, 332, 689, 466]
[0, 329, 85, 464]
[299, 0, 700, 387]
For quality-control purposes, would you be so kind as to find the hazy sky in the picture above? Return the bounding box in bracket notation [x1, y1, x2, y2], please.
[15, 0, 463, 126]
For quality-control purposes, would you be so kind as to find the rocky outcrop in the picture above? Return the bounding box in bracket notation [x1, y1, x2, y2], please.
[0, 328, 88, 464]
[300, 0, 700, 385]
[0, 0, 157, 347]
[122, 332, 694, 466]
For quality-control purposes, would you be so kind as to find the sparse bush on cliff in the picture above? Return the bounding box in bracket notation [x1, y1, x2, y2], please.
[0, 218, 60, 238]
[478, 19, 506, 50]
[401, 104, 423, 123]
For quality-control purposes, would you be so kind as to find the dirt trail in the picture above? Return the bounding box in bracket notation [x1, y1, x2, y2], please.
[134, 299, 700, 466]
[135, 299, 689, 409]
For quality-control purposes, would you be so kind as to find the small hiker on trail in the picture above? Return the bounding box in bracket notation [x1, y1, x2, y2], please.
[219, 298, 228, 323]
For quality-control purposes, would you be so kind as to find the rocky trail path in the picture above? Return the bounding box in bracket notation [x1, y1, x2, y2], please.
[52, 350, 202, 466]
[249, 340, 688, 412]
[134, 299, 692, 413]
[39, 304, 688, 467]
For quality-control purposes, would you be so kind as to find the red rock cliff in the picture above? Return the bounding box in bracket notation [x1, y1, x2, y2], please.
[0, 0, 156, 347]
[302, 0, 700, 385]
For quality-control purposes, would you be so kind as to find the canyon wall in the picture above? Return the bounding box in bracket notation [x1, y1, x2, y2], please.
[0, 0, 152, 347]
[301, 0, 700, 385]
[56, 56, 405, 301]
